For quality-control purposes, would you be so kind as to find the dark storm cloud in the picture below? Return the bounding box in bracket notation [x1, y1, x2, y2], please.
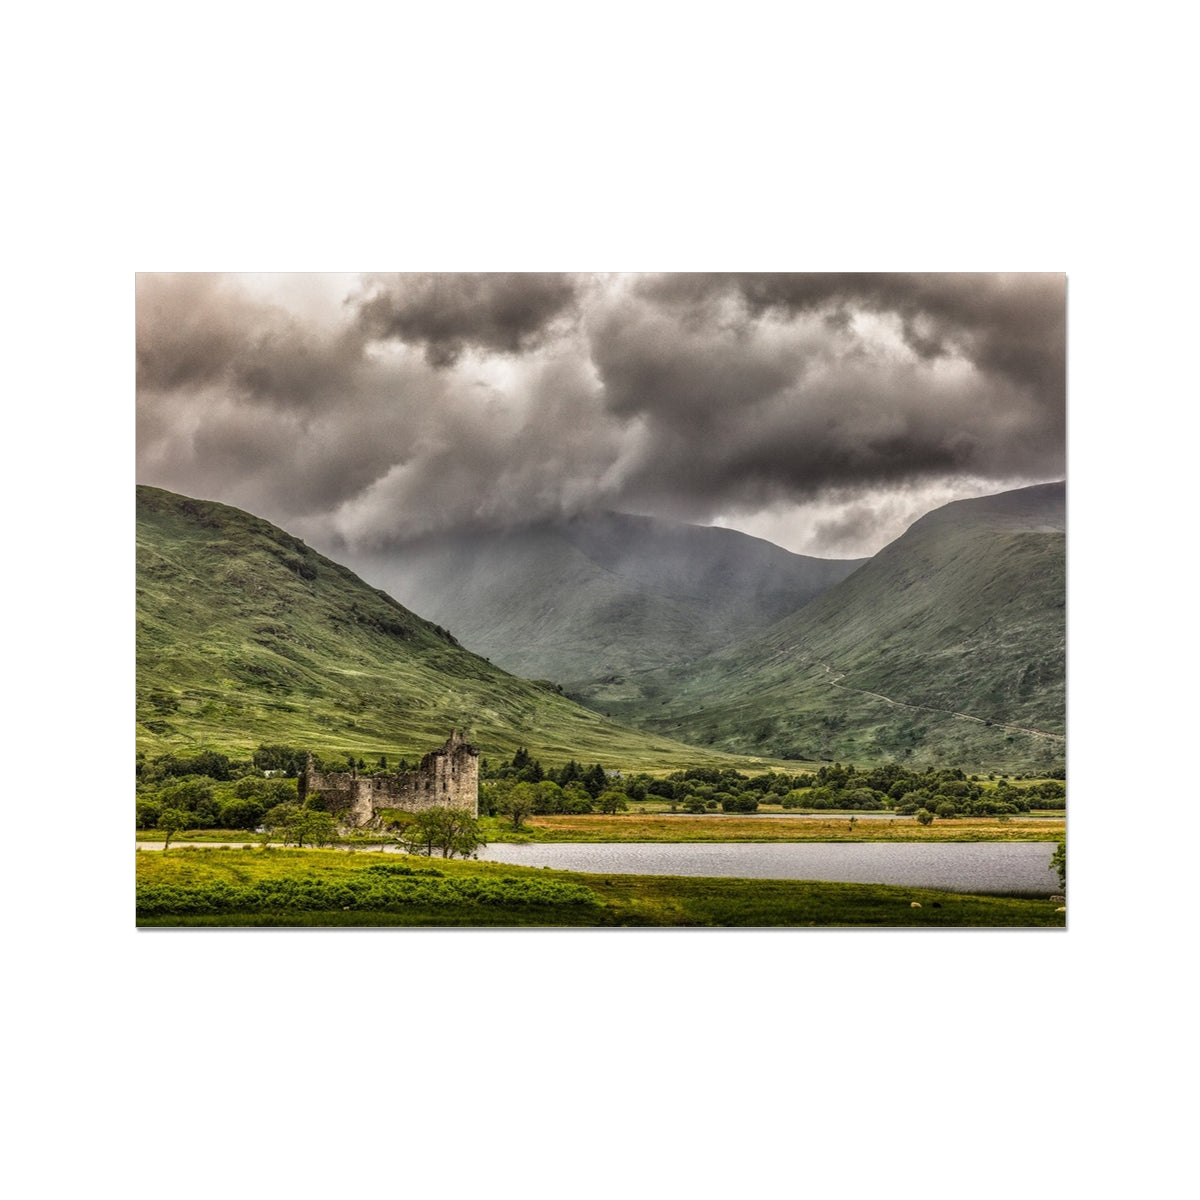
[137, 273, 366, 409]
[639, 271, 1065, 405]
[136, 272, 1065, 556]
[353, 273, 582, 367]
[585, 272, 1064, 517]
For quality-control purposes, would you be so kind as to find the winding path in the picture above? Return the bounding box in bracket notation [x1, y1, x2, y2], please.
[812, 660, 1065, 742]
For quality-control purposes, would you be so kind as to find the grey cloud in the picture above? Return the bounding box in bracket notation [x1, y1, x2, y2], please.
[580, 276, 1063, 526]
[136, 273, 365, 409]
[353, 273, 583, 367]
[137, 272, 1066, 558]
[644, 272, 1066, 404]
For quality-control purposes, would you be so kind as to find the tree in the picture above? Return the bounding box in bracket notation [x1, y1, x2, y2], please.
[560, 783, 593, 814]
[533, 780, 564, 813]
[915, 808, 935, 826]
[158, 808, 190, 850]
[262, 802, 299, 840]
[596, 790, 628, 814]
[720, 793, 758, 813]
[583, 763, 608, 798]
[219, 797, 265, 830]
[284, 808, 337, 848]
[398, 807, 483, 858]
[1050, 839, 1066, 890]
[136, 799, 162, 830]
[499, 783, 537, 830]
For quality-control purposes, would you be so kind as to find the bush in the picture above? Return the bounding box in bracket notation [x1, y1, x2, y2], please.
[720, 793, 759, 813]
[136, 873, 601, 917]
[915, 809, 935, 826]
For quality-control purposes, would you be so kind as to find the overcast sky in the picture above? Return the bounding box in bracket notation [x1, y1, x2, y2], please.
[136, 272, 1065, 559]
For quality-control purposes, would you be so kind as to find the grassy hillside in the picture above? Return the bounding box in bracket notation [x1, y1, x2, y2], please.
[601, 484, 1066, 773]
[342, 512, 864, 696]
[135, 486, 795, 772]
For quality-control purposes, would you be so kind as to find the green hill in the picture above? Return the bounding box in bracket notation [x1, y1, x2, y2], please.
[600, 484, 1066, 773]
[343, 512, 864, 700]
[135, 486, 791, 772]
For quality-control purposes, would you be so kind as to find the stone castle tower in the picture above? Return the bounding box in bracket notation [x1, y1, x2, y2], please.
[299, 730, 479, 826]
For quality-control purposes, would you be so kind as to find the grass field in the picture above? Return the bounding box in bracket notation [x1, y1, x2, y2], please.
[135, 812, 1064, 846]
[136, 846, 1066, 928]
[480, 813, 1066, 843]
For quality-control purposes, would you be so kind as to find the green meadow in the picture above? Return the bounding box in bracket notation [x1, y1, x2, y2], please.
[136, 847, 1066, 928]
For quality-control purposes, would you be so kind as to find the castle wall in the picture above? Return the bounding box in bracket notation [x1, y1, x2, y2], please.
[299, 731, 479, 826]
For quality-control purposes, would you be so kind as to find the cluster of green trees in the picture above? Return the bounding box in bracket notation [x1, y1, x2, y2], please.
[768, 762, 1064, 817]
[484, 748, 616, 793]
[379, 807, 484, 858]
[136, 763, 299, 832]
[137, 745, 1067, 842]
[482, 755, 1067, 820]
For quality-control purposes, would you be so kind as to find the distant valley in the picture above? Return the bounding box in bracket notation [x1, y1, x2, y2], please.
[343, 512, 864, 703]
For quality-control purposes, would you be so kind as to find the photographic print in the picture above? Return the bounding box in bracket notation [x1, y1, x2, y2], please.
[135, 272, 1066, 927]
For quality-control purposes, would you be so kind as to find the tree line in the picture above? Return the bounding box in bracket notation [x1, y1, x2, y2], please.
[136, 744, 1066, 843]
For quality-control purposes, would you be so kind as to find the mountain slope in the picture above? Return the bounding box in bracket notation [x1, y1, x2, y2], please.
[342, 512, 865, 695]
[602, 484, 1066, 772]
[135, 486, 788, 771]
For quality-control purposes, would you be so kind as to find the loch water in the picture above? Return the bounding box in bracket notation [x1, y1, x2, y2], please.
[475, 840, 1061, 895]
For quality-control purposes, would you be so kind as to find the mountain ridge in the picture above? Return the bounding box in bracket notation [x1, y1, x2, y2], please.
[342, 510, 866, 693]
[597, 483, 1066, 772]
[135, 485, 794, 771]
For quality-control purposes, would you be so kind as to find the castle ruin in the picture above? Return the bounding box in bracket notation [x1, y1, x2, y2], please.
[298, 730, 479, 826]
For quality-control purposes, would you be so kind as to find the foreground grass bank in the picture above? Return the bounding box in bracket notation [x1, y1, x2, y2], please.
[136, 847, 1066, 928]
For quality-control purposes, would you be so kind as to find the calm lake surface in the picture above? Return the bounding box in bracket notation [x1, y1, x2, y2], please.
[476, 841, 1061, 895]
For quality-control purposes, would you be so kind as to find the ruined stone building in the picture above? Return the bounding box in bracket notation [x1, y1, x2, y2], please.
[299, 730, 479, 826]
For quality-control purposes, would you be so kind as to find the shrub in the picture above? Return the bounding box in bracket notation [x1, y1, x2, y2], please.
[136, 873, 601, 917]
[915, 809, 935, 826]
[720, 793, 759, 813]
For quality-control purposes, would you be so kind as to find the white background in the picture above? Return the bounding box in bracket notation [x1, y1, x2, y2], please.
[5, 3, 1193, 1198]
